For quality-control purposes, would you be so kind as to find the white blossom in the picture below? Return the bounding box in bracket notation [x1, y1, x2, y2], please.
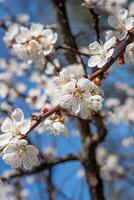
[42, 118, 68, 136]
[0, 108, 31, 147]
[52, 68, 75, 91]
[89, 95, 104, 112]
[2, 140, 39, 170]
[108, 9, 134, 41]
[17, 14, 30, 23]
[76, 168, 85, 179]
[88, 37, 115, 68]
[43, 146, 57, 157]
[3, 24, 19, 47]
[0, 82, 9, 98]
[26, 88, 47, 110]
[54, 70, 104, 119]
[104, 0, 127, 14]
[125, 42, 134, 63]
[122, 136, 134, 147]
[12, 23, 57, 63]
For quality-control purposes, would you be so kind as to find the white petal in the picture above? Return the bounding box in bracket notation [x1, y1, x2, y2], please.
[59, 68, 71, 79]
[98, 58, 107, 68]
[19, 119, 31, 135]
[52, 33, 58, 43]
[106, 48, 114, 58]
[43, 46, 53, 55]
[89, 41, 102, 55]
[61, 80, 76, 94]
[13, 44, 29, 60]
[23, 147, 38, 170]
[26, 145, 39, 155]
[104, 37, 116, 50]
[71, 102, 81, 115]
[19, 27, 31, 40]
[41, 29, 53, 40]
[0, 133, 12, 147]
[1, 117, 13, 133]
[23, 155, 38, 170]
[79, 104, 89, 119]
[77, 78, 90, 90]
[3, 143, 16, 154]
[60, 94, 72, 109]
[117, 31, 128, 41]
[28, 40, 42, 55]
[117, 9, 128, 21]
[11, 108, 24, 123]
[124, 17, 134, 31]
[90, 95, 104, 111]
[105, 30, 115, 41]
[3, 152, 22, 168]
[108, 16, 122, 30]
[53, 122, 68, 136]
[15, 34, 27, 43]
[88, 55, 101, 67]
[30, 23, 44, 36]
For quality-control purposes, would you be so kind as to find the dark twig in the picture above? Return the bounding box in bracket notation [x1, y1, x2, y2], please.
[56, 45, 89, 58]
[82, 3, 100, 42]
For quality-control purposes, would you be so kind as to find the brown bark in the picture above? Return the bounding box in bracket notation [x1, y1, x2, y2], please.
[51, 1, 105, 199]
[79, 119, 105, 200]
[52, 0, 78, 63]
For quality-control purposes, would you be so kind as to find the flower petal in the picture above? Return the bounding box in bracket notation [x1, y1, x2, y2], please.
[1, 117, 13, 133]
[19, 119, 31, 135]
[26, 145, 39, 155]
[3, 152, 22, 168]
[106, 48, 114, 59]
[89, 41, 102, 55]
[11, 108, 24, 123]
[0, 133, 12, 147]
[104, 37, 116, 50]
[88, 55, 101, 67]
[30, 23, 44, 36]
[108, 16, 122, 30]
[124, 17, 134, 31]
[117, 9, 128, 21]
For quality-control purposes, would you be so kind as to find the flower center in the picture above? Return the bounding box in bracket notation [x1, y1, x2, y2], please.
[72, 87, 84, 99]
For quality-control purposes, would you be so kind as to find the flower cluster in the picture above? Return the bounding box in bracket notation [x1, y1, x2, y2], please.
[88, 8, 134, 68]
[106, 9, 134, 64]
[53, 69, 104, 119]
[42, 113, 68, 136]
[107, 8, 134, 41]
[0, 108, 39, 170]
[96, 147, 125, 181]
[4, 23, 58, 64]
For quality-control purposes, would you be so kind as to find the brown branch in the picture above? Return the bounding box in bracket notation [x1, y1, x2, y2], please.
[0, 154, 79, 181]
[56, 45, 89, 58]
[27, 105, 61, 134]
[52, 0, 78, 63]
[52, 0, 87, 74]
[79, 120, 105, 200]
[82, 3, 100, 42]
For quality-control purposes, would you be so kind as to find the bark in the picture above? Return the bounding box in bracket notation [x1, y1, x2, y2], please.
[51, 1, 105, 199]
[52, 0, 78, 63]
[80, 119, 105, 200]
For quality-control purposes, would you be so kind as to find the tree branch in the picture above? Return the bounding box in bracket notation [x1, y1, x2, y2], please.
[0, 154, 79, 181]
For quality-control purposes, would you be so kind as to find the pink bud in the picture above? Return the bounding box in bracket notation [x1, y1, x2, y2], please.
[41, 107, 50, 114]
[118, 56, 125, 65]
